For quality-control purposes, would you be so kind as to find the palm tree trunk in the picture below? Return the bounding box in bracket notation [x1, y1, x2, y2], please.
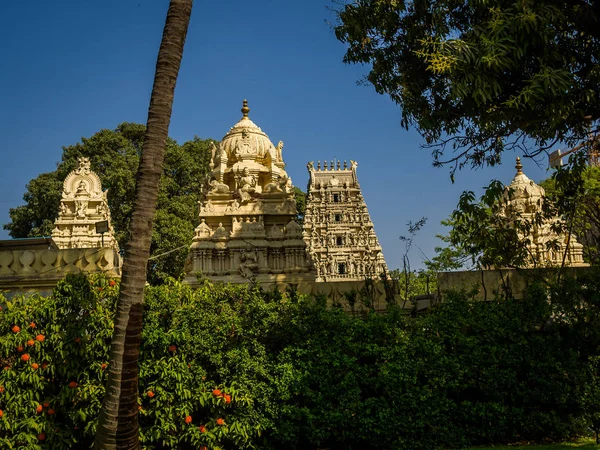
[94, 1, 193, 448]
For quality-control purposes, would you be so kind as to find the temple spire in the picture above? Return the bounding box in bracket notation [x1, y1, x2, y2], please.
[241, 99, 250, 118]
[515, 156, 523, 174]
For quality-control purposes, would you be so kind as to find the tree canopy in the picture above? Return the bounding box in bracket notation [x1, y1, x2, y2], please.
[4, 123, 213, 284]
[335, 0, 600, 171]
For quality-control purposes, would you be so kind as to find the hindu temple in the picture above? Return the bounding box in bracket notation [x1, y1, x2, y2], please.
[303, 160, 388, 281]
[184, 100, 315, 285]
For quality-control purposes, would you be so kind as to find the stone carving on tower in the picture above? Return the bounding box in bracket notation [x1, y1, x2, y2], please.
[184, 100, 314, 285]
[496, 157, 586, 267]
[303, 160, 388, 281]
[51, 157, 119, 251]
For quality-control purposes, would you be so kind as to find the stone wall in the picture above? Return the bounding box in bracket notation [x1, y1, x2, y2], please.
[0, 240, 121, 297]
[437, 267, 593, 300]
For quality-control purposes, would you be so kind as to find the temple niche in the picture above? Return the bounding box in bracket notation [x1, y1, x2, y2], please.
[303, 160, 388, 281]
[51, 157, 119, 251]
[496, 157, 586, 267]
[184, 100, 314, 285]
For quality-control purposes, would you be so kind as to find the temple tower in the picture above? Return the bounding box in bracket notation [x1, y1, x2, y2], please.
[51, 157, 119, 251]
[184, 100, 314, 285]
[303, 160, 388, 281]
[496, 157, 586, 267]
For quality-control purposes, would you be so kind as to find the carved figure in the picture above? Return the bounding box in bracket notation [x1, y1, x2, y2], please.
[276, 141, 284, 160]
[239, 250, 259, 279]
[209, 179, 230, 195]
[236, 168, 256, 203]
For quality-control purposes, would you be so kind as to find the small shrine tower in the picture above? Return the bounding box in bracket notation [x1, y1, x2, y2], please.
[303, 160, 388, 281]
[51, 157, 119, 251]
[497, 157, 586, 267]
[184, 100, 314, 285]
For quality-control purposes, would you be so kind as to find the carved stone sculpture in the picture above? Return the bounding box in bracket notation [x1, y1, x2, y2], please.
[185, 100, 315, 286]
[303, 159, 389, 281]
[51, 158, 119, 251]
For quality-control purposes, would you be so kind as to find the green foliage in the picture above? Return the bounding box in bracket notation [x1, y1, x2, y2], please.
[293, 187, 306, 224]
[4, 123, 213, 284]
[540, 164, 600, 265]
[0, 272, 599, 449]
[335, 0, 600, 170]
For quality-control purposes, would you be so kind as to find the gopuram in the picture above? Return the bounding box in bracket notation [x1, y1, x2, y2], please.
[184, 100, 315, 286]
[496, 157, 586, 267]
[51, 157, 119, 251]
[303, 160, 388, 281]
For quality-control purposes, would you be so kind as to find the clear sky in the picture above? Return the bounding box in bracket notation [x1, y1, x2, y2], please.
[0, 0, 555, 270]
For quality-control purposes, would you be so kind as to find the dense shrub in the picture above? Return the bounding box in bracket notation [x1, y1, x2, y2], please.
[0, 271, 598, 449]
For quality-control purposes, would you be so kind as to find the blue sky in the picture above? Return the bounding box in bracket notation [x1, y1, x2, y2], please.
[0, 0, 555, 270]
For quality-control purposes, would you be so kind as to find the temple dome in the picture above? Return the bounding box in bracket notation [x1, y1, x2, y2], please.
[502, 157, 545, 203]
[220, 100, 277, 161]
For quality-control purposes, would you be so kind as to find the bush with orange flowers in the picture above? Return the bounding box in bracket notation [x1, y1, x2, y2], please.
[2, 272, 597, 449]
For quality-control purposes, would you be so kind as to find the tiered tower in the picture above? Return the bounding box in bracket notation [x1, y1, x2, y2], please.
[496, 157, 586, 267]
[303, 160, 388, 281]
[184, 100, 314, 285]
[51, 157, 119, 251]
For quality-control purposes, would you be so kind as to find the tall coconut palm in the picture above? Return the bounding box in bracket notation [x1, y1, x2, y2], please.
[95, 1, 193, 448]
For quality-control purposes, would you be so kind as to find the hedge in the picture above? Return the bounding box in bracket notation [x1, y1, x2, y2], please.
[0, 271, 598, 449]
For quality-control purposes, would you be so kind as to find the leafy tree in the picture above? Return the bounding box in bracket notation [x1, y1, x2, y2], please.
[540, 165, 600, 265]
[4, 123, 212, 284]
[293, 187, 306, 224]
[335, 0, 600, 171]
[95, 1, 193, 448]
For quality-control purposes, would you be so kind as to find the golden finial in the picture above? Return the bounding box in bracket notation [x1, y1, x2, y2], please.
[241, 99, 250, 118]
[515, 156, 523, 174]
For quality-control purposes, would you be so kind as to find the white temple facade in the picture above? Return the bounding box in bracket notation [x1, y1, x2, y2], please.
[497, 157, 586, 267]
[303, 160, 388, 281]
[184, 100, 314, 285]
[51, 157, 119, 251]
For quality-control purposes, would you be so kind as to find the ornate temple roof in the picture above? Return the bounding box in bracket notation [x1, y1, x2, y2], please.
[220, 99, 279, 161]
[502, 157, 545, 206]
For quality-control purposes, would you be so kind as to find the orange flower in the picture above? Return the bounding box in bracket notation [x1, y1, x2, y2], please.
[199, 424, 207, 433]
[31, 363, 39, 370]
[29, 322, 36, 328]
[184, 415, 192, 424]
[101, 363, 107, 370]
[11, 325, 20, 333]
[212, 389, 222, 397]
[21, 353, 30, 362]
[0, 410, 3, 417]
[68, 381, 78, 389]
[168, 345, 176, 352]
[27, 339, 35, 347]
[43, 402, 50, 408]
[109, 280, 116, 287]
[200, 446, 207, 450]
[41, 362, 48, 369]
[35, 334, 45, 342]
[37, 433, 46, 441]
[16, 345, 24, 353]
[216, 417, 225, 426]
[224, 394, 231, 404]
[36, 404, 43, 413]
[147, 391, 155, 398]
[138, 405, 142, 411]
[0, 386, 4, 393]
[47, 408, 55, 415]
